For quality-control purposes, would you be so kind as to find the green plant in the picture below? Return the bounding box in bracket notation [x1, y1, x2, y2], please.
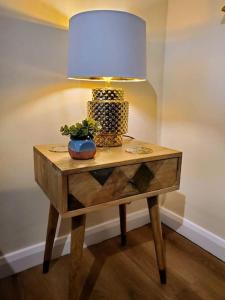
[60, 118, 101, 139]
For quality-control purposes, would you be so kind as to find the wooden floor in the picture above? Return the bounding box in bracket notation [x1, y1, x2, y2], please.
[1, 224, 225, 300]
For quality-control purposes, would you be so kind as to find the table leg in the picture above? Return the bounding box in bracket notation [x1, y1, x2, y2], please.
[119, 204, 127, 246]
[147, 196, 166, 284]
[69, 214, 86, 300]
[43, 204, 59, 273]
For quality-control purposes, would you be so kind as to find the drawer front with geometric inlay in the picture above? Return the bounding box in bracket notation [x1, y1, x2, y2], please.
[68, 158, 180, 209]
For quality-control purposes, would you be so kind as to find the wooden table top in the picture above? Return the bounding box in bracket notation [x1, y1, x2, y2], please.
[34, 139, 182, 175]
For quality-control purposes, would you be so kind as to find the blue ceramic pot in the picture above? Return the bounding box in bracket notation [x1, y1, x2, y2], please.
[68, 137, 96, 160]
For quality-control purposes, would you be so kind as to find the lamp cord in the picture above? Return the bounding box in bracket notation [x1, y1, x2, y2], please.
[123, 134, 135, 140]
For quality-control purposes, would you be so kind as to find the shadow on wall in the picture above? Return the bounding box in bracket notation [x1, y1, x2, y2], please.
[0, 0, 68, 28]
[222, 14, 225, 24]
[160, 191, 186, 231]
[0, 5, 71, 118]
[0, 187, 49, 253]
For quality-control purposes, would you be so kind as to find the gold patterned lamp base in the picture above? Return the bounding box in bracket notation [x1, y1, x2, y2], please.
[88, 88, 129, 147]
[94, 133, 123, 147]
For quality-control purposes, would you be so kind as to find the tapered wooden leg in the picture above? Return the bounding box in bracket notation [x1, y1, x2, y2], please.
[69, 214, 86, 300]
[119, 204, 127, 246]
[147, 196, 166, 284]
[43, 204, 59, 273]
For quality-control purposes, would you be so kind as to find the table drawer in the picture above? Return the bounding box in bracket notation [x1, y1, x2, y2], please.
[68, 157, 180, 208]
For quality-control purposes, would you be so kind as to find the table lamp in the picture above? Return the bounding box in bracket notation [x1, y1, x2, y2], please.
[68, 10, 146, 147]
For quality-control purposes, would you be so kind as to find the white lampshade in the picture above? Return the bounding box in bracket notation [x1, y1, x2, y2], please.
[68, 10, 146, 81]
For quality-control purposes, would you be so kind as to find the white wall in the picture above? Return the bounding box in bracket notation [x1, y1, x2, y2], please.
[161, 0, 225, 239]
[0, 0, 168, 254]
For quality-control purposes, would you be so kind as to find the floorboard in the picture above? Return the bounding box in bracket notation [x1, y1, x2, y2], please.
[0, 225, 225, 300]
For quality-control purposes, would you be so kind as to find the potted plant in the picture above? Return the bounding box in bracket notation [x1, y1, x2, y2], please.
[60, 118, 101, 160]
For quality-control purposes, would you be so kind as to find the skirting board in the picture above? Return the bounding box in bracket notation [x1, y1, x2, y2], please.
[0, 207, 225, 279]
[0, 209, 149, 279]
[160, 207, 225, 262]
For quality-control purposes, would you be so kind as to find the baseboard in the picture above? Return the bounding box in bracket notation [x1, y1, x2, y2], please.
[160, 207, 225, 262]
[0, 209, 149, 279]
[0, 207, 224, 279]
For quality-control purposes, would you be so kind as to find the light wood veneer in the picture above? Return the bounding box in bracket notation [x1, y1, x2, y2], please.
[34, 139, 182, 218]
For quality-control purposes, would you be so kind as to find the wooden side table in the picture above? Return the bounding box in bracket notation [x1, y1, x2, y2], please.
[34, 140, 182, 300]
